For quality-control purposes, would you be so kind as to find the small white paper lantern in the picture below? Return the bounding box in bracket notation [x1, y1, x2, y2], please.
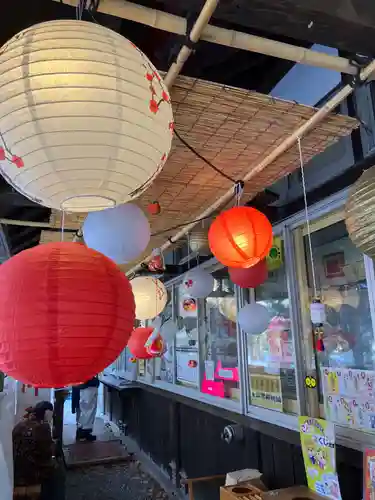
[83, 203, 150, 264]
[182, 268, 214, 299]
[160, 319, 178, 342]
[0, 20, 173, 212]
[131, 277, 167, 321]
[238, 303, 270, 335]
[189, 228, 209, 253]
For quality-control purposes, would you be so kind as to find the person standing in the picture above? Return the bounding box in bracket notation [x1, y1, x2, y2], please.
[74, 376, 100, 442]
[12, 401, 55, 495]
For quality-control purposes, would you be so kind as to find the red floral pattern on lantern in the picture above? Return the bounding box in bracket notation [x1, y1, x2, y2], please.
[184, 279, 194, 289]
[0, 133, 25, 168]
[169, 121, 175, 132]
[12, 155, 24, 168]
[162, 91, 170, 102]
[149, 99, 159, 114]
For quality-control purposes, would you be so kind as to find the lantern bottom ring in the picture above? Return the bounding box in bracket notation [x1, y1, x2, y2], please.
[61, 194, 117, 212]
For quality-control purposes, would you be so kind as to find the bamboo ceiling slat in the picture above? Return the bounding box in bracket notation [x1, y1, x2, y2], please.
[38, 75, 358, 271]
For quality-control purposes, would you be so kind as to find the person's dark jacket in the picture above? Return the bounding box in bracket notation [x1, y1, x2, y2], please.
[71, 376, 100, 414]
[13, 418, 54, 486]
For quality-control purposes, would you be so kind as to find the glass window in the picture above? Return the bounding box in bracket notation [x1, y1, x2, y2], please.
[175, 284, 199, 389]
[246, 238, 298, 414]
[155, 290, 174, 384]
[200, 270, 239, 401]
[301, 219, 375, 430]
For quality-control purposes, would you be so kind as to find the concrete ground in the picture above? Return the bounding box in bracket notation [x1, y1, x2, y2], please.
[65, 461, 170, 500]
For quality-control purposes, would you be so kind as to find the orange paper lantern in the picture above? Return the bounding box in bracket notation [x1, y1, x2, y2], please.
[0, 242, 135, 388]
[208, 207, 272, 268]
[127, 327, 164, 359]
[229, 259, 268, 288]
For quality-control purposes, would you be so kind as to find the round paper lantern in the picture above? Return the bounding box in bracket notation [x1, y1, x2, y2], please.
[218, 297, 237, 323]
[189, 227, 209, 253]
[238, 303, 270, 335]
[160, 319, 178, 343]
[346, 166, 375, 259]
[229, 259, 268, 288]
[127, 327, 164, 359]
[131, 277, 167, 320]
[0, 242, 135, 387]
[0, 20, 173, 212]
[83, 203, 150, 264]
[182, 268, 214, 298]
[208, 207, 273, 268]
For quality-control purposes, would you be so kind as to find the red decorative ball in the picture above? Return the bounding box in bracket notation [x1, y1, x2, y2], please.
[229, 259, 268, 288]
[208, 207, 272, 268]
[0, 242, 135, 388]
[147, 201, 161, 215]
[127, 327, 164, 359]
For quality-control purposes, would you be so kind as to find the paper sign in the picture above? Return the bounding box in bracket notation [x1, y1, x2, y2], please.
[321, 367, 375, 431]
[299, 416, 341, 499]
[250, 372, 283, 411]
[364, 449, 375, 500]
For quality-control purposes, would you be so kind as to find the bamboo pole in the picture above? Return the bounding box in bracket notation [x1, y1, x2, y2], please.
[127, 59, 375, 275]
[55, 0, 358, 75]
[164, 0, 219, 88]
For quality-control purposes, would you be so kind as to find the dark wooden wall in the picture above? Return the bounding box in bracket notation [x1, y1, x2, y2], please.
[104, 385, 363, 499]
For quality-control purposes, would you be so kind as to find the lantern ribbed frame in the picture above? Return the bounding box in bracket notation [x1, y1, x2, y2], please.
[346, 166, 375, 260]
[0, 20, 173, 212]
[208, 206, 273, 268]
[0, 242, 135, 388]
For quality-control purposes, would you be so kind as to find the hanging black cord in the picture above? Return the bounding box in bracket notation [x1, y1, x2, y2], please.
[151, 214, 213, 237]
[174, 129, 237, 184]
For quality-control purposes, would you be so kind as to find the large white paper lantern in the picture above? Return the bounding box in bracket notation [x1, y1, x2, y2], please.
[131, 277, 167, 321]
[0, 20, 174, 212]
[83, 203, 150, 264]
[182, 268, 214, 299]
[238, 303, 270, 335]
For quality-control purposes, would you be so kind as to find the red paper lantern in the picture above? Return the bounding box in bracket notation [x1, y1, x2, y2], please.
[229, 259, 268, 288]
[208, 207, 272, 268]
[127, 327, 164, 359]
[0, 242, 135, 388]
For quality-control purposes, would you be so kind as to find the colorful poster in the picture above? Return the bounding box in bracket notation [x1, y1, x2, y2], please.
[321, 367, 375, 431]
[299, 417, 341, 499]
[364, 449, 375, 500]
[249, 372, 283, 411]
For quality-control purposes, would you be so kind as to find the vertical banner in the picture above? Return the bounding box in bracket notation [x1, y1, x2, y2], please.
[299, 416, 341, 499]
[364, 449, 375, 500]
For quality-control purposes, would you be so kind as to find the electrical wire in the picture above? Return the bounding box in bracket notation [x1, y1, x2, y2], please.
[151, 214, 213, 238]
[174, 129, 238, 184]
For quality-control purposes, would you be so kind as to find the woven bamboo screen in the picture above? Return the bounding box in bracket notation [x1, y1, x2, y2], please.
[39, 75, 358, 269]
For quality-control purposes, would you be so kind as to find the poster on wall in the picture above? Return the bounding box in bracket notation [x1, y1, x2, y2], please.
[299, 416, 341, 499]
[364, 449, 375, 500]
[249, 372, 283, 412]
[179, 296, 197, 318]
[321, 367, 375, 431]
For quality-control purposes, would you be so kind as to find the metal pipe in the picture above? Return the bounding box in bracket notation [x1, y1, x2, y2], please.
[55, 0, 359, 75]
[127, 59, 375, 275]
[0, 218, 77, 231]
